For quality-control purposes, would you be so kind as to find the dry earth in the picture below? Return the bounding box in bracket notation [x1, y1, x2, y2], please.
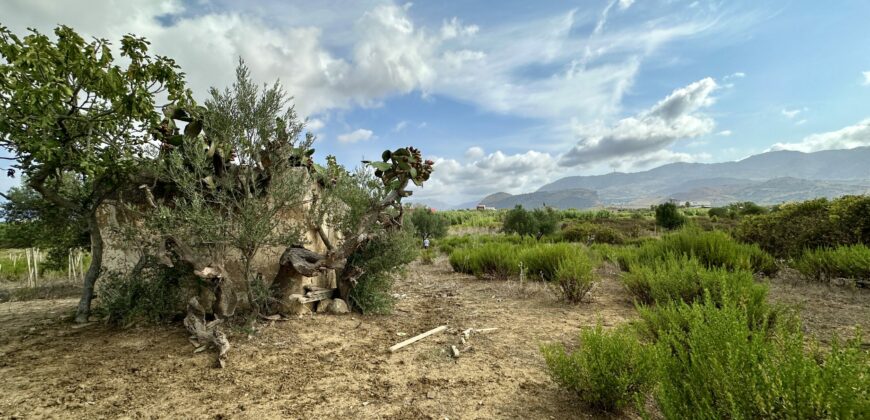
[1, 258, 867, 419]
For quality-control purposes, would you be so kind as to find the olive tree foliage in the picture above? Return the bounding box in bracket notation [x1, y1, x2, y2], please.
[0, 25, 191, 322]
[133, 61, 312, 316]
[409, 207, 449, 239]
[503, 205, 560, 239]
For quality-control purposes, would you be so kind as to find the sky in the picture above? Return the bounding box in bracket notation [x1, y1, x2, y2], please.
[3, 0, 870, 206]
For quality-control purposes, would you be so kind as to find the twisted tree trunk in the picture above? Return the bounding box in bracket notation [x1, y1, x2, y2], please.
[75, 211, 103, 323]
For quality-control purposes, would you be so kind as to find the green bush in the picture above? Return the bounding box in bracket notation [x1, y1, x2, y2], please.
[98, 262, 189, 325]
[622, 255, 769, 316]
[627, 228, 777, 275]
[346, 227, 418, 314]
[519, 243, 578, 281]
[794, 244, 870, 283]
[541, 325, 657, 412]
[553, 252, 596, 303]
[448, 242, 520, 279]
[736, 195, 870, 258]
[655, 202, 686, 230]
[648, 298, 869, 419]
[561, 222, 625, 244]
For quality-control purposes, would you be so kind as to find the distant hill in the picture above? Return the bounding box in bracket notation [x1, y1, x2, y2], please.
[534, 147, 870, 206]
[476, 188, 600, 209]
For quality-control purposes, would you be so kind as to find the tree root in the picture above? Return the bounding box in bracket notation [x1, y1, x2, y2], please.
[183, 297, 231, 368]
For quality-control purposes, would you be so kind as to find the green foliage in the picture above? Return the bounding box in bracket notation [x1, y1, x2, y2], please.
[346, 227, 419, 314]
[502, 205, 537, 237]
[98, 261, 191, 325]
[623, 255, 765, 304]
[626, 228, 777, 275]
[0, 182, 89, 270]
[647, 298, 869, 419]
[448, 242, 520, 279]
[519, 243, 579, 282]
[409, 207, 449, 239]
[531, 207, 560, 238]
[0, 24, 190, 207]
[144, 62, 310, 292]
[736, 196, 870, 258]
[541, 325, 657, 412]
[561, 222, 625, 244]
[553, 252, 596, 303]
[655, 202, 686, 230]
[793, 244, 870, 283]
[419, 248, 435, 265]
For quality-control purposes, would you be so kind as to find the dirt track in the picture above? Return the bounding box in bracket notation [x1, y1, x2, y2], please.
[1, 258, 867, 419]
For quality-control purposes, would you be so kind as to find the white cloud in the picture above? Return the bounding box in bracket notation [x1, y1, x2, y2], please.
[393, 121, 409, 132]
[440, 17, 479, 40]
[464, 146, 485, 159]
[717, 130, 732, 136]
[560, 77, 719, 167]
[337, 128, 374, 143]
[862, 71, 870, 86]
[769, 118, 870, 152]
[781, 108, 805, 119]
[306, 118, 325, 131]
[618, 0, 636, 11]
[413, 150, 559, 202]
[723, 71, 746, 80]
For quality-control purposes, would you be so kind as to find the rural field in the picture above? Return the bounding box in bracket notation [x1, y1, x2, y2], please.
[2, 2, 870, 419]
[2, 201, 870, 419]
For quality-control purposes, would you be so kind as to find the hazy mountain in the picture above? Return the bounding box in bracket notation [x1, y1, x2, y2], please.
[476, 188, 600, 210]
[534, 147, 870, 206]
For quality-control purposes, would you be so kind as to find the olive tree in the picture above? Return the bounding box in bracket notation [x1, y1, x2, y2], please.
[0, 25, 191, 322]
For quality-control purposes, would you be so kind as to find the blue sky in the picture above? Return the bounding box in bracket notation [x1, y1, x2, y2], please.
[3, 0, 870, 205]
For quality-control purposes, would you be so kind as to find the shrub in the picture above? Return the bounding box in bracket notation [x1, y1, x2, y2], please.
[736, 196, 870, 258]
[346, 227, 418, 314]
[503, 205, 537, 238]
[541, 325, 657, 412]
[519, 243, 578, 281]
[449, 242, 520, 279]
[419, 248, 435, 265]
[622, 255, 769, 316]
[648, 298, 869, 419]
[553, 252, 595, 303]
[793, 244, 870, 283]
[561, 222, 625, 244]
[98, 261, 189, 325]
[628, 228, 777, 275]
[655, 202, 686, 230]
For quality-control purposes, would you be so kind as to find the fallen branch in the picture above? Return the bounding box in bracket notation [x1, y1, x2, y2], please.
[389, 325, 447, 353]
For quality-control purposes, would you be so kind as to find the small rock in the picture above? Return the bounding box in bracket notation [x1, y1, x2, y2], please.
[450, 345, 460, 358]
[327, 298, 349, 314]
[316, 298, 334, 313]
[427, 391, 436, 399]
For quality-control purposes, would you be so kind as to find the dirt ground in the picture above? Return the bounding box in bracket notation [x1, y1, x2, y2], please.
[1, 258, 867, 419]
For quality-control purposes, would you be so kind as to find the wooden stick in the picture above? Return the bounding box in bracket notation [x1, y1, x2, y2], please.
[389, 325, 447, 353]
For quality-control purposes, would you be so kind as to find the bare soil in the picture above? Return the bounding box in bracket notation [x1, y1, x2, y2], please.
[1, 258, 867, 419]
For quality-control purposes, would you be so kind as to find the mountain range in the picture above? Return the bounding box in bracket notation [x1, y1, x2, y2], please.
[439, 147, 870, 209]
